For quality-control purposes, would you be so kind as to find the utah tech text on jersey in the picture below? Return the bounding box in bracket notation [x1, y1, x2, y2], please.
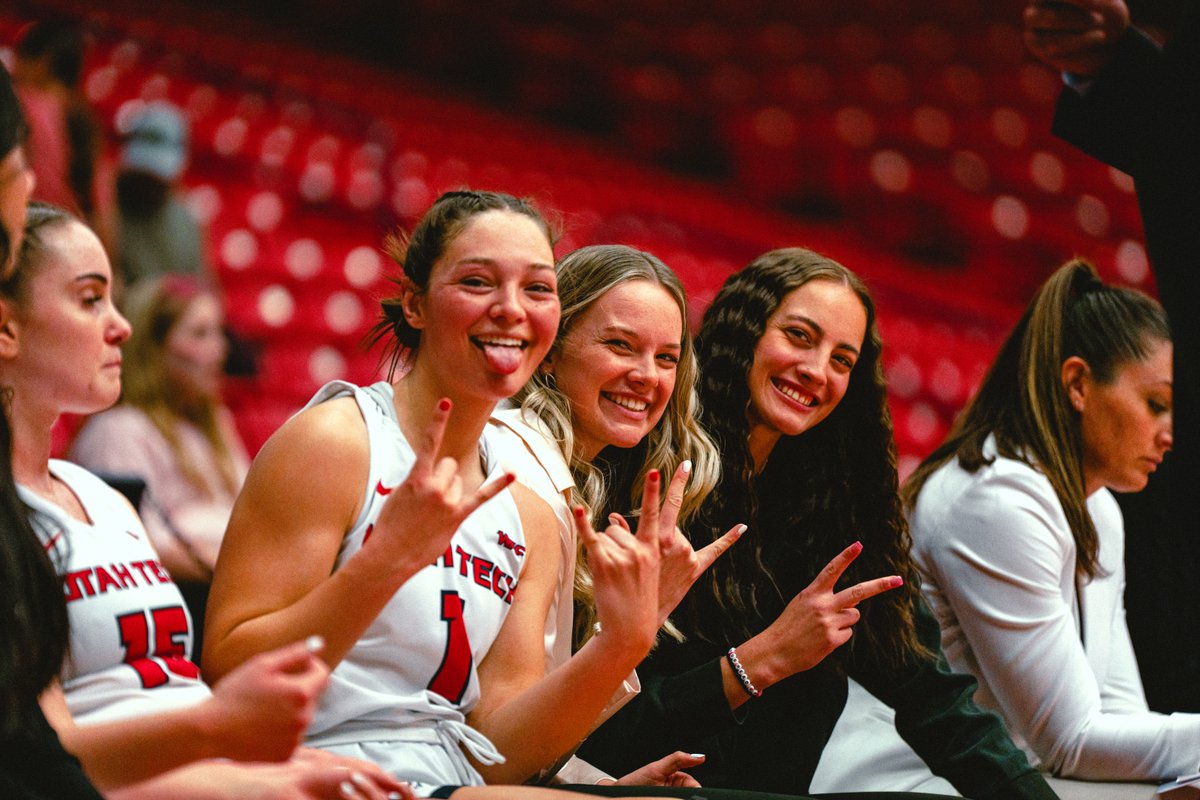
[435, 530, 523, 604]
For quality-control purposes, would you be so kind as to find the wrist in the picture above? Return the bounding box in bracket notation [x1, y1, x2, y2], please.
[193, 699, 228, 760]
[581, 624, 650, 672]
[726, 647, 762, 698]
[733, 634, 782, 690]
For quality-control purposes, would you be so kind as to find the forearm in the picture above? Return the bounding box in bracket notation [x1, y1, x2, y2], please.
[102, 762, 243, 800]
[1046, 711, 1200, 780]
[57, 706, 228, 790]
[471, 633, 648, 784]
[205, 546, 420, 680]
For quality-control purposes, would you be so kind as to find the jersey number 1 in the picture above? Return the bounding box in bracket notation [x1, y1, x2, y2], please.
[428, 590, 472, 704]
[117, 606, 201, 689]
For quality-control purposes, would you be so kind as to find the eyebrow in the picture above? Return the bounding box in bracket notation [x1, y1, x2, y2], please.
[74, 273, 110, 286]
[455, 257, 556, 272]
[782, 314, 861, 355]
[598, 324, 682, 349]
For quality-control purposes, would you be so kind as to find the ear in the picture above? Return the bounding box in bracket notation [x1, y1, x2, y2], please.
[1061, 355, 1091, 413]
[540, 348, 557, 377]
[0, 295, 20, 360]
[397, 276, 426, 332]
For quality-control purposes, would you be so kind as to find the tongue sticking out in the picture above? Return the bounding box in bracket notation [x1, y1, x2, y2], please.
[480, 342, 524, 375]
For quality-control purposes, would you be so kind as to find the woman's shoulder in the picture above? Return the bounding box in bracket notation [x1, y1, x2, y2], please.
[487, 406, 573, 497]
[911, 441, 1066, 545]
[260, 393, 368, 466]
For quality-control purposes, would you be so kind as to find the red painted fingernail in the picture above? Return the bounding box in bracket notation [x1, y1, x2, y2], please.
[648, 469, 660, 482]
[438, 398, 451, 411]
[504, 472, 516, 484]
[851, 541, 863, 552]
[891, 576, 904, 587]
[573, 506, 586, 519]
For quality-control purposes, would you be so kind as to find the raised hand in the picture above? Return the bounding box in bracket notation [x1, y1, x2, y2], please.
[612, 461, 743, 627]
[573, 472, 662, 656]
[202, 637, 331, 763]
[765, 541, 903, 674]
[1023, 0, 1130, 77]
[727, 542, 903, 704]
[371, 398, 515, 575]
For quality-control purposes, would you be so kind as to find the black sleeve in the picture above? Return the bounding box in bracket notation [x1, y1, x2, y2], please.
[0, 703, 105, 800]
[1052, 20, 1199, 180]
[852, 600, 1058, 800]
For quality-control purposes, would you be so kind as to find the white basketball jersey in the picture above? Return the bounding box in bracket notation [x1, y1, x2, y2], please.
[23, 460, 211, 725]
[303, 382, 528, 788]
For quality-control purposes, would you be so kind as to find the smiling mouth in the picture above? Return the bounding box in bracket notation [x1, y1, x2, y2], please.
[602, 392, 649, 413]
[773, 379, 817, 407]
[471, 335, 526, 350]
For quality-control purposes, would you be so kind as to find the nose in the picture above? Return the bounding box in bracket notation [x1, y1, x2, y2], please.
[796, 354, 829, 388]
[627, 351, 658, 390]
[108, 308, 133, 344]
[489, 283, 526, 324]
[1158, 419, 1174, 452]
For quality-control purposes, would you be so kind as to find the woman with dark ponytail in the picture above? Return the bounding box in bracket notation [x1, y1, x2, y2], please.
[906, 261, 1192, 783]
[582, 248, 1056, 800]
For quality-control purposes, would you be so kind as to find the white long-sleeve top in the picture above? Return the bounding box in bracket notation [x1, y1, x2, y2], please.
[910, 435, 1200, 781]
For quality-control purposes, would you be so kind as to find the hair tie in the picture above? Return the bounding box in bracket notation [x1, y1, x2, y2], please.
[1068, 261, 1104, 300]
[381, 297, 406, 325]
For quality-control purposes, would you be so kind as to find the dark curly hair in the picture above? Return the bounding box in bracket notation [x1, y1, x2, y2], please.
[685, 247, 930, 670]
[367, 189, 555, 377]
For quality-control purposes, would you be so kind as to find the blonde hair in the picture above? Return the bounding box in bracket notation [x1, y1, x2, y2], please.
[513, 244, 719, 646]
[118, 275, 240, 498]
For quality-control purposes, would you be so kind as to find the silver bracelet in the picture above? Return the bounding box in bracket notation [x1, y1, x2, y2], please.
[726, 646, 762, 698]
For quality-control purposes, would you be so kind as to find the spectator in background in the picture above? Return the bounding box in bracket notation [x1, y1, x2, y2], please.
[1024, 0, 1200, 712]
[12, 19, 102, 229]
[115, 101, 212, 289]
[70, 274, 248, 654]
